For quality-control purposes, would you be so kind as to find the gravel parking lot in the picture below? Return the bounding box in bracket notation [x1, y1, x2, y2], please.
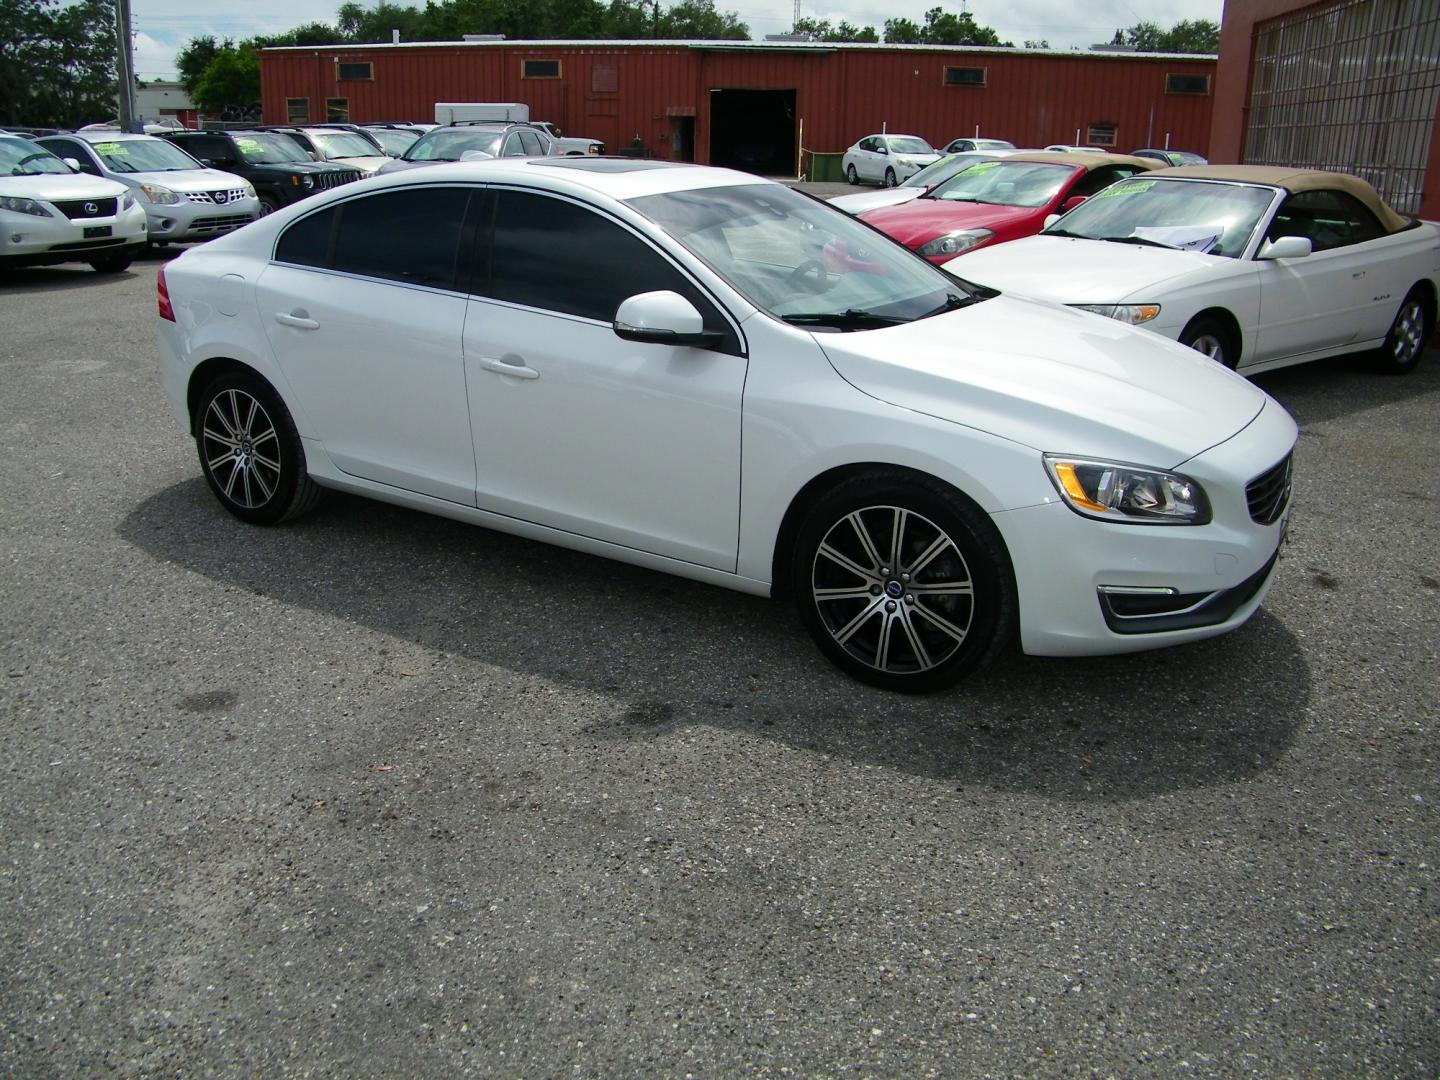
[2, 241, 1437, 1077]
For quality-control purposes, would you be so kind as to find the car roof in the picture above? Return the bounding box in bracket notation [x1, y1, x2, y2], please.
[985, 151, 1164, 172]
[66, 130, 161, 143]
[1152, 164, 1412, 231]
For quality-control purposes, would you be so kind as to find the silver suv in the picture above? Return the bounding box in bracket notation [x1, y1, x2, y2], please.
[37, 131, 259, 246]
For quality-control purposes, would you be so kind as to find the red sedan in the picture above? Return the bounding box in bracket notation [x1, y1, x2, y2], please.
[859, 152, 1162, 263]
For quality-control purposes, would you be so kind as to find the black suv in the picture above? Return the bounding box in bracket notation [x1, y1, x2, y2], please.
[162, 130, 361, 214]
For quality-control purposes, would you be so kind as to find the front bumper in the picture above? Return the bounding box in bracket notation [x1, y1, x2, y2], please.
[144, 188, 259, 243]
[995, 401, 1297, 657]
[0, 201, 148, 266]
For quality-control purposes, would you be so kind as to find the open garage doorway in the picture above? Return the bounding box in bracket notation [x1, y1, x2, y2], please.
[709, 89, 796, 176]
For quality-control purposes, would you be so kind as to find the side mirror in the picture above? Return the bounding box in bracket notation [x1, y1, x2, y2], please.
[62, 157, 84, 171]
[614, 291, 722, 349]
[1257, 235, 1312, 260]
[1061, 195, 1087, 212]
[1043, 214, 1061, 229]
[877, 145, 889, 155]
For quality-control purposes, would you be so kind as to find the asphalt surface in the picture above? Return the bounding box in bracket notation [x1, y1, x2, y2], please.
[1, 237, 1437, 1077]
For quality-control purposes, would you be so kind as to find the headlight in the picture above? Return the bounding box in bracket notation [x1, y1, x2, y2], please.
[119, 191, 135, 210]
[302, 175, 314, 189]
[918, 229, 994, 257]
[242, 182, 256, 198]
[136, 184, 177, 205]
[1043, 455, 1211, 525]
[0, 196, 51, 217]
[1071, 303, 1162, 325]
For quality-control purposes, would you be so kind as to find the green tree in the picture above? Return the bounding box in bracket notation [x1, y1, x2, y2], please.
[792, 16, 878, 42]
[176, 35, 222, 98]
[883, 17, 922, 43]
[919, 6, 1010, 46]
[0, 0, 116, 126]
[1115, 18, 1218, 53]
[1023, 38, 1049, 49]
[658, 0, 747, 39]
[192, 43, 260, 116]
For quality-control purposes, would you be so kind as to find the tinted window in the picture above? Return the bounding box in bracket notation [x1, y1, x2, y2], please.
[275, 206, 338, 268]
[518, 129, 545, 156]
[332, 188, 471, 288]
[488, 191, 731, 344]
[1267, 189, 1385, 250]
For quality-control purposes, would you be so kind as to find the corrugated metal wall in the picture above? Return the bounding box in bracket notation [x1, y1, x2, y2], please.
[261, 42, 1216, 162]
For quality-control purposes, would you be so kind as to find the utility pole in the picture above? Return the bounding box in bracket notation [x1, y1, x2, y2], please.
[115, 0, 137, 129]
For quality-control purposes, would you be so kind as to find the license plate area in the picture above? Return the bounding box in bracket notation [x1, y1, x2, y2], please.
[83, 226, 112, 239]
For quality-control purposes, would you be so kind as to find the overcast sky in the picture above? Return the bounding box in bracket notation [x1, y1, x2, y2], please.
[130, 0, 1224, 81]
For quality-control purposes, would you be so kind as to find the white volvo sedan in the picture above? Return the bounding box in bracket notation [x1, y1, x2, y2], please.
[156, 159, 1297, 692]
[946, 166, 1440, 376]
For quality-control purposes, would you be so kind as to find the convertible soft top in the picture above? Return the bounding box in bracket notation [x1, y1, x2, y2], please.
[999, 151, 1166, 173]
[1155, 165, 1412, 233]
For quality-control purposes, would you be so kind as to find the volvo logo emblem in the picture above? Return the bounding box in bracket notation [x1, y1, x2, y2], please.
[885, 580, 904, 599]
[83, 202, 98, 215]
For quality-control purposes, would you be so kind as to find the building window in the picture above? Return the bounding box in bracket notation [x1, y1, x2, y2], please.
[326, 98, 349, 122]
[337, 61, 373, 81]
[522, 59, 561, 79]
[1087, 124, 1117, 146]
[943, 66, 987, 87]
[286, 97, 310, 124]
[1166, 73, 1210, 95]
[592, 63, 618, 93]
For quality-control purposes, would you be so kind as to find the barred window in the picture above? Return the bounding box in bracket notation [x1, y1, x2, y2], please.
[1166, 73, 1210, 95]
[337, 62, 373, 81]
[523, 59, 561, 79]
[286, 98, 309, 124]
[943, 66, 987, 87]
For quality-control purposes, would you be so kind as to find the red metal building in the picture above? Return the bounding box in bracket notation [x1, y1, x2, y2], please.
[260, 40, 1217, 174]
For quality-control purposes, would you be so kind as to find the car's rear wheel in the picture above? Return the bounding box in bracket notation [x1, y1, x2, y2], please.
[89, 253, 132, 274]
[846, 164, 858, 185]
[792, 471, 1013, 692]
[1179, 314, 1238, 369]
[257, 194, 279, 216]
[195, 371, 322, 525]
[1374, 288, 1431, 374]
[884, 167, 898, 188]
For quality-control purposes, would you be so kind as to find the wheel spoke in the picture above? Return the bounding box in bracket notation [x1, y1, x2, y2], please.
[896, 609, 933, 670]
[833, 598, 885, 646]
[846, 512, 886, 574]
[875, 611, 895, 669]
[240, 460, 254, 506]
[905, 531, 955, 578]
[207, 448, 240, 471]
[240, 396, 261, 439]
[911, 580, 973, 597]
[814, 585, 878, 603]
[221, 459, 242, 499]
[250, 463, 275, 500]
[818, 541, 877, 583]
[252, 450, 281, 473]
[910, 599, 969, 644]
[887, 508, 908, 572]
[209, 398, 240, 440]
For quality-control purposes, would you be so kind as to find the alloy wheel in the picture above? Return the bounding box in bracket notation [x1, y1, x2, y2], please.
[1390, 299, 1426, 366]
[202, 388, 282, 510]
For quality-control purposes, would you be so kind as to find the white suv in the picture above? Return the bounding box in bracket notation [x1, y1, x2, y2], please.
[37, 131, 259, 247]
[0, 135, 147, 273]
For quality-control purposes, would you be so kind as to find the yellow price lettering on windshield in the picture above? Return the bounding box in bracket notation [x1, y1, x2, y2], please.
[961, 161, 1002, 174]
[1097, 179, 1156, 199]
[235, 138, 264, 154]
[95, 142, 127, 155]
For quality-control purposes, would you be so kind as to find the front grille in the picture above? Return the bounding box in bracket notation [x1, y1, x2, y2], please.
[190, 214, 252, 233]
[312, 169, 361, 191]
[1246, 453, 1293, 525]
[183, 189, 250, 205]
[50, 198, 118, 220]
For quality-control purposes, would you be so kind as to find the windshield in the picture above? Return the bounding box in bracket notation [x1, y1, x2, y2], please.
[310, 131, 381, 158]
[232, 133, 310, 163]
[928, 160, 1075, 208]
[365, 128, 419, 155]
[0, 136, 71, 176]
[405, 129, 503, 162]
[628, 183, 982, 329]
[88, 138, 200, 173]
[901, 153, 999, 190]
[1044, 177, 1278, 258]
[886, 136, 934, 155]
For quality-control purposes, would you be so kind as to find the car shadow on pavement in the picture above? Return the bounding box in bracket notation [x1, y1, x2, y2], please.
[119, 479, 1309, 803]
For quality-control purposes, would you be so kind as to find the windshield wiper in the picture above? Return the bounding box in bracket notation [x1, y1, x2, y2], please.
[920, 293, 977, 318]
[1102, 235, 1176, 249]
[1045, 227, 1082, 238]
[782, 308, 909, 330]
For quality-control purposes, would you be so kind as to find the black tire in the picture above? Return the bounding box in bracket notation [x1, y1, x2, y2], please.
[1179, 314, 1239, 369]
[884, 167, 898, 188]
[1373, 288, 1431, 374]
[846, 164, 859, 185]
[195, 371, 322, 525]
[791, 471, 1014, 692]
[89, 253, 132, 274]
[257, 194, 279, 216]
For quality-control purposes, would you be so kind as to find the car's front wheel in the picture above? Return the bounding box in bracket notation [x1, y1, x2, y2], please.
[846, 164, 858, 185]
[257, 194, 279, 216]
[1374, 288, 1432, 374]
[89, 253, 132, 274]
[1179, 314, 1238, 369]
[195, 371, 322, 524]
[884, 167, 898, 188]
[792, 471, 1013, 692]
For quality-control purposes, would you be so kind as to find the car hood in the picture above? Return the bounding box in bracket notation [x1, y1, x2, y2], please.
[1, 172, 128, 202]
[120, 168, 251, 192]
[333, 155, 389, 174]
[948, 234, 1223, 302]
[814, 293, 1266, 467]
[859, 199, 1042, 247]
[829, 188, 922, 214]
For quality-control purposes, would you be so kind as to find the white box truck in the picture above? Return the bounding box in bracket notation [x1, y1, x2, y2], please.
[434, 102, 530, 125]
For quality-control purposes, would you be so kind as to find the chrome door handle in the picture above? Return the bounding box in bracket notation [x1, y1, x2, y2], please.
[274, 311, 319, 330]
[478, 357, 539, 380]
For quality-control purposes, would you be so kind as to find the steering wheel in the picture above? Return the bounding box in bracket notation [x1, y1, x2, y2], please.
[788, 259, 832, 294]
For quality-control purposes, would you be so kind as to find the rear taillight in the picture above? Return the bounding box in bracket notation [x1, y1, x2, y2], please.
[157, 265, 175, 322]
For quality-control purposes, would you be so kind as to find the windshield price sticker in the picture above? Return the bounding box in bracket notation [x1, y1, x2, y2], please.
[1098, 179, 1156, 199]
[962, 161, 1003, 175]
[95, 142, 126, 155]
[235, 138, 264, 155]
